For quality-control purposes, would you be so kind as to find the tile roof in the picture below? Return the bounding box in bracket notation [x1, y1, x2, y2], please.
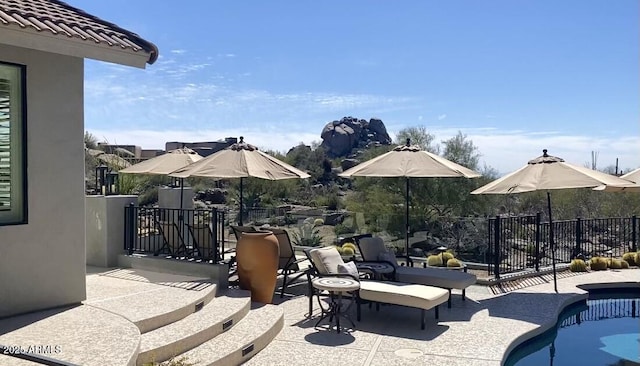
[0, 0, 158, 64]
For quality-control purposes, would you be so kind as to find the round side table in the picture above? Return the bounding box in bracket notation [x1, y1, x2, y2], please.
[355, 262, 395, 280]
[311, 277, 360, 333]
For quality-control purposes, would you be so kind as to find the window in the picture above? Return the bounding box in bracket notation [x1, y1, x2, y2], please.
[0, 62, 26, 225]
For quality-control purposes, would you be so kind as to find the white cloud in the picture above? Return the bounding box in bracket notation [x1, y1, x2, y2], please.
[437, 114, 447, 121]
[170, 49, 187, 54]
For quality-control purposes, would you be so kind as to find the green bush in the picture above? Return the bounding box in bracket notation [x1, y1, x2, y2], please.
[334, 223, 355, 236]
[313, 218, 325, 227]
[332, 245, 345, 255]
[621, 260, 630, 269]
[138, 186, 158, 206]
[609, 259, 623, 269]
[589, 257, 608, 271]
[446, 258, 462, 267]
[569, 259, 587, 272]
[427, 255, 443, 267]
[622, 252, 637, 266]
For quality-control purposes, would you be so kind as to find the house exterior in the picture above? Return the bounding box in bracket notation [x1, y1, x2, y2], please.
[0, 0, 157, 317]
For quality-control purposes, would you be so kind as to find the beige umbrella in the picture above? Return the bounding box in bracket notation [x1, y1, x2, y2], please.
[339, 139, 481, 263]
[593, 167, 640, 192]
[471, 149, 635, 291]
[170, 137, 310, 224]
[120, 147, 203, 207]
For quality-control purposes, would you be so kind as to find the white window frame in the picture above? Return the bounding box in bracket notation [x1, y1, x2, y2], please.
[0, 62, 27, 225]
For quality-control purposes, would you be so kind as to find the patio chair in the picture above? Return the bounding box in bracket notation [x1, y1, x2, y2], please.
[266, 227, 308, 298]
[186, 222, 220, 261]
[304, 246, 449, 330]
[357, 236, 476, 308]
[230, 225, 260, 241]
[154, 219, 188, 257]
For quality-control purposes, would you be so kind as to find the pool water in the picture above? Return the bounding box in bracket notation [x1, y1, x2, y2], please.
[506, 291, 640, 366]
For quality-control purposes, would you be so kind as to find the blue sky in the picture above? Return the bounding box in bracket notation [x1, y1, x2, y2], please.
[75, 0, 639, 174]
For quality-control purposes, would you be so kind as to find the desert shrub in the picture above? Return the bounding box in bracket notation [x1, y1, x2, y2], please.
[569, 259, 587, 272]
[589, 257, 608, 271]
[427, 255, 443, 267]
[313, 218, 325, 227]
[334, 223, 355, 236]
[447, 258, 462, 267]
[609, 259, 623, 269]
[622, 252, 637, 266]
[291, 222, 324, 247]
[621, 260, 630, 269]
[138, 186, 158, 206]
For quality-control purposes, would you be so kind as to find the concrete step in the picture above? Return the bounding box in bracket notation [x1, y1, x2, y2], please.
[85, 278, 217, 333]
[137, 289, 251, 366]
[177, 302, 284, 366]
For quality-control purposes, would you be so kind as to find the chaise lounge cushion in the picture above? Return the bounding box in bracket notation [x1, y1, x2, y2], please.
[358, 236, 476, 291]
[395, 266, 476, 290]
[359, 281, 449, 311]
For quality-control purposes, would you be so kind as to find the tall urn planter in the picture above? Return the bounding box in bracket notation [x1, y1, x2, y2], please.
[236, 230, 280, 303]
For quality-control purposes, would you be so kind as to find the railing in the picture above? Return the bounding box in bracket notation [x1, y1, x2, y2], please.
[560, 298, 640, 327]
[487, 215, 638, 277]
[124, 204, 226, 263]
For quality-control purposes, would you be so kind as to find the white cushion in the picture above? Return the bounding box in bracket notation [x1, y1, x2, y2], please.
[309, 246, 344, 275]
[337, 261, 359, 279]
[359, 281, 449, 310]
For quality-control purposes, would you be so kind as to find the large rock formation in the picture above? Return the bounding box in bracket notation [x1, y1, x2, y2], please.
[320, 116, 392, 157]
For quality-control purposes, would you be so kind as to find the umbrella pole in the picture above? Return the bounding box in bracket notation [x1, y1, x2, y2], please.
[239, 177, 244, 226]
[405, 177, 410, 265]
[547, 192, 558, 293]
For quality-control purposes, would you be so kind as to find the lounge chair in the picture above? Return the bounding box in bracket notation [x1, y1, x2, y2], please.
[305, 246, 449, 330]
[266, 227, 308, 298]
[357, 237, 476, 308]
[155, 219, 188, 257]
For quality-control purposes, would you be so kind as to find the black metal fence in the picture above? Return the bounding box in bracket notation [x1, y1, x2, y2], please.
[124, 204, 226, 263]
[487, 215, 638, 277]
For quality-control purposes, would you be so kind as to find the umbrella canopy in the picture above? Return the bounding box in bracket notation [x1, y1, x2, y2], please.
[170, 137, 310, 224]
[593, 168, 640, 192]
[339, 139, 481, 263]
[120, 147, 202, 175]
[120, 147, 203, 208]
[621, 168, 640, 183]
[470, 149, 635, 291]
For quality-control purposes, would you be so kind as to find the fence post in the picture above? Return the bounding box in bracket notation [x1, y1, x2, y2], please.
[633, 215, 637, 252]
[535, 212, 541, 272]
[211, 208, 218, 264]
[494, 215, 501, 279]
[125, 202, 135, 255]
[575, 217, 582, 258]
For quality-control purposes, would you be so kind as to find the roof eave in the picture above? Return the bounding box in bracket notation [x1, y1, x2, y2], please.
[1, 24, 154, 68]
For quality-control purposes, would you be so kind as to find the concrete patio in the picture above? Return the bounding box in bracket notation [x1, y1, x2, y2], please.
[0, 265, 638, 366]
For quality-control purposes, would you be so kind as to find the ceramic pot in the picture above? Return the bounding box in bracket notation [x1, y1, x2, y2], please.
[236, 230, 280, 303]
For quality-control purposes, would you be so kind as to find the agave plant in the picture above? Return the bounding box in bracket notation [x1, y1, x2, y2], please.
[291, 222, 324, 247]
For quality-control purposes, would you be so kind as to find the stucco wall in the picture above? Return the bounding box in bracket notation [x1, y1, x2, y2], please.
[0, 44, 86, 317]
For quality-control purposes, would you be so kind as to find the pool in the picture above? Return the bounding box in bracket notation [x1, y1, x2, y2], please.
[505, 289, 640, 366]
